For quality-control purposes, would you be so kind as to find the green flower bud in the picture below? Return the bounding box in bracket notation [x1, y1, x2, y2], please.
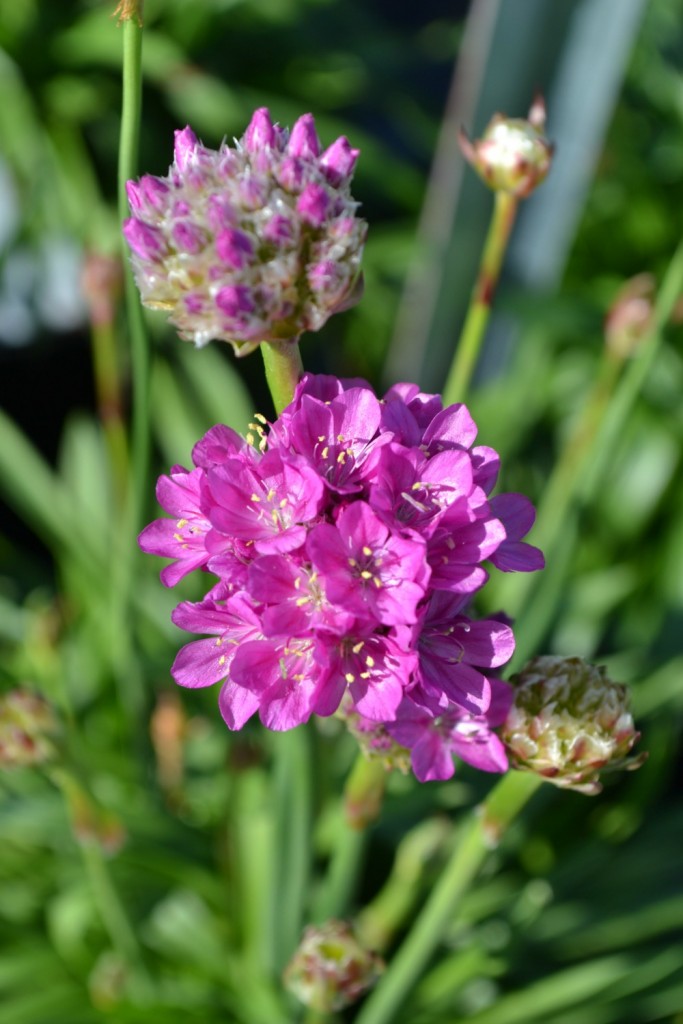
[501, 656, 645, 795]
[0, 689, 60, 768]
[284, 920, 384, 1012]
[460, 96, 553, 198]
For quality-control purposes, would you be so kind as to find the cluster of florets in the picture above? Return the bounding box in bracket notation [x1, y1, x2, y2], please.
[140, 374, 543, 783]
[123, 109, 366, 354]
[502, 656, 645, 794]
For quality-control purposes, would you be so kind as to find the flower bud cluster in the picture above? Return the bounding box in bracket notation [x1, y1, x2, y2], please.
[284, 920, 383, 1012]
[140, 374, 543, 783]
[502, 656, 645, 794]
[123, 109, 366, 354]
[0, 689, 59, 768]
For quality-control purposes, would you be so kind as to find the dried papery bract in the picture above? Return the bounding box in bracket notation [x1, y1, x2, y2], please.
[123, 109, 366, 355]
[284, 920, 384, 1012]
[459, 96, 554, 199]
[502, 655, 646, 794]
[112, 0, 143, 25]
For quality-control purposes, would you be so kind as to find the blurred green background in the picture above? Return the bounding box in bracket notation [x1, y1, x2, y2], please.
[0, 0, 682, 1021]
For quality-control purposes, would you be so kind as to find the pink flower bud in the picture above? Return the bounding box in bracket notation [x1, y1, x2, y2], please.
[243, 107, 276, 152]
[320, 136, 359, 186]
[288, 113, 321, 160]
[172, 220, 206, 255]
[173, 126, 200, 172]
[215, 284, 254, 317]
[123, 218, 166, 261]
[297, 183, 330, 227]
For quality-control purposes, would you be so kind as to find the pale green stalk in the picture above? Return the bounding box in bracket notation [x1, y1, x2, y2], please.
[261, 339, 305, 414]
[354, 771, 542, 1024]
[442, 190, 518, 406]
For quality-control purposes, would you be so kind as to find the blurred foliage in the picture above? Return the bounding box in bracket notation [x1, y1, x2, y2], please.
[0, 0, 682, 1022]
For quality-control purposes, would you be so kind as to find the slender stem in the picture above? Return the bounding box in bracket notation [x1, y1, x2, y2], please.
[107, 9, 148, 722]
[312, 823, 366, 923]
[344, 753, 387, 830]
[90, 312, 129, 507]
[442, 190, 518, 406]
[50, 766, 152, 994]
[273, 727, 313, 969]
[261, 339, 305, 415]
[494, 235, 683, 664]
[117, 11, 149, 537]
[496, 346, 623, 637]
[354, 772, 542, 1024]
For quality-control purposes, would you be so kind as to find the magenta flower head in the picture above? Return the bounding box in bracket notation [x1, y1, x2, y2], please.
[123, 110, 366, 354]
[140, 374, 543, 779]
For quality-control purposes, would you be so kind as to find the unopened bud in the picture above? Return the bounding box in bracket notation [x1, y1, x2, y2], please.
[123, 108, 366, 355]
[460, 96, 553, 198]
[0, 689, 59, 768]
[283, 920, 384, 1012]
[604, 274, 655, 357]
[501, 656, 645, 794]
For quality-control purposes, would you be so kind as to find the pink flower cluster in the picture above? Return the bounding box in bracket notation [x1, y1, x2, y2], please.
[140, 374, 543, 782]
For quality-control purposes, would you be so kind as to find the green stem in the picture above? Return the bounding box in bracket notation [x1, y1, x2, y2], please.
[312, 822, 366, 924]
[118, 12, 149, 536]
[442, 190, 518, 406]
[354, 772, 542, 1024]
[106, 11, 148, 723]
[496, 345, 623, 639]
[495, 235, 683, 664]
[261, 339, 305, 415]
[90, 316, 129, 507]
[273, 727, 313, 969]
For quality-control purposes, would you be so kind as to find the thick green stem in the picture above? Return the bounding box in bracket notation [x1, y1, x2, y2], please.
[354, 772, 542, 1024]
[261, 339, 305, 414]
[442, 190, 518, 406]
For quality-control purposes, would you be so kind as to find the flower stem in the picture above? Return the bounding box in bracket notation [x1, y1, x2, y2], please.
[354, 771, 542, 1024]
[261, 339, 305, 415]
[117, 11, 148, 535]
[273, 727, 313, 969]
[442, 190, 518, 406]
[496, 234, 683, 665]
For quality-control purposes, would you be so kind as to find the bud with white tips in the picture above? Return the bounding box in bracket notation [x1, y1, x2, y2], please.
[460, 96, 554, 199]
[283, 920, 384, 1012]
[501, 656, 646, 794]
